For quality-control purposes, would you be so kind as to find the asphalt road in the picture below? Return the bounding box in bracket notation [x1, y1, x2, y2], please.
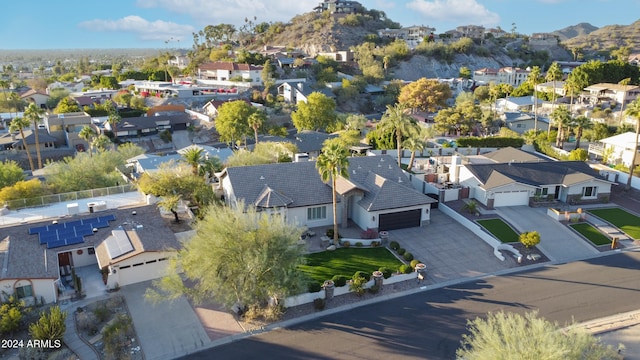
[183, 251, 640, 360]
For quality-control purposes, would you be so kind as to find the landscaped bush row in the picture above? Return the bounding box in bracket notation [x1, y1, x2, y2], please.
[456, 136, 524, 148]
[308, 266, 395, 291]
[389, 240, 421, 273]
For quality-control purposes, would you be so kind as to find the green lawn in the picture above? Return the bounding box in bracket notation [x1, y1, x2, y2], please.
[299, 248, 404, 285]
[477, 218, 520, 243]
[588, 208, 640, 239]
[570, 223, 611, 246]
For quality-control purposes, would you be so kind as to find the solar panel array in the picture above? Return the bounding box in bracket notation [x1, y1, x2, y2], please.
[29, 214, 116, 249]
[105, 229, 135, 259]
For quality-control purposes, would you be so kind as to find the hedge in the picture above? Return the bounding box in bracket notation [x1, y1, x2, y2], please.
[456, 137, 524, 148]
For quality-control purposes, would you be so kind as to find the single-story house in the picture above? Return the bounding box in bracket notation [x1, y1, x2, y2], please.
[496, 96, 546, 113]
[292, 130, 339, 158]
[20, 89, 49, 109]
[219, 155, 436, 231]
[502, 112, 549, 134]
[177, 144, 234, 164]
[0, 128, 57, 151]
[202, 99, 255, 118]
[588, 132, 640, 168]
[458, 160, 613, 208]
[0, 205, 180, 304]
[104, 113, 191, 138]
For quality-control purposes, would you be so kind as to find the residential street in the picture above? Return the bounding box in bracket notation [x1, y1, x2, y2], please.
[184, 251, 640, 360]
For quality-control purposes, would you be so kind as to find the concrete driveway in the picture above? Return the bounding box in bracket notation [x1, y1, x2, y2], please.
[495, 206, 599, 263]
[121, 281, 210, 360]
[387, 210, 514, 283]
[171, 130, 192, 150]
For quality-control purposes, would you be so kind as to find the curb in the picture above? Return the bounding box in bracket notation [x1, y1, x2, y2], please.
[570, 309, 640, 335]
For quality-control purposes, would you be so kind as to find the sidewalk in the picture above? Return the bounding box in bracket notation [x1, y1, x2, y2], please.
[61, 294, 113, 360]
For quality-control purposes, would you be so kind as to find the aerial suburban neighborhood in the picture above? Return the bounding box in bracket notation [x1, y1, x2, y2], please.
[1, 0, 640, 359]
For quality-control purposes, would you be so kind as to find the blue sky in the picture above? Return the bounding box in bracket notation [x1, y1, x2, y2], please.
[1, 0, 639, 49]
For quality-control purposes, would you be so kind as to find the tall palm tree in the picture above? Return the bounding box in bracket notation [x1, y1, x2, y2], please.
[0, 79, 9, 103]
[92, 134, 112, 152]
[247, 111, 266, 145]
[105, 100, 121, 139]
[526, 66, 542, 131]
[551, 105, 571, 149]
[24, 103, 45, 169]
[546, 62, 563, 135]
[181, 147, 204, 175]
[403, 135, 425, 171]
[571, 115, 592, 150]
[378, 104, 419, 168]
[9, 117, 35, 172]
[617, 78, 632, 125]
[78, 126, 97, 157]
[624, 98, 640, 191]
[316, 142, 349, 246]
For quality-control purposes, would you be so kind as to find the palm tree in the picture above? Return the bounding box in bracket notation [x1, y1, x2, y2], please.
[617, 78, 632, 125]
[0, 79, 9, 103]
[551, 106, 571, 148]
[92, 134, 112, 152]
[526, 66, 542, 131]
[24, 103, 45, 169]
[546, 62, 563, 135]
[571, 115, 592, 150]
[9, 117, 35, 172]
[105, 100, 121, 139]
[78, 126, 97, 157]
[403, 135, 425, 171]
[316, 142, 349, 246]
[247, 111, 266, 145]
[379, 104, 419, 168]
[181, 147, 204, 175]
[624, 98, 640, 191]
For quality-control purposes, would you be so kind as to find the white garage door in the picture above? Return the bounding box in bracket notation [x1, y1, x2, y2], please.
[493, 190, 530, 207]
[117, 258, 169, 287]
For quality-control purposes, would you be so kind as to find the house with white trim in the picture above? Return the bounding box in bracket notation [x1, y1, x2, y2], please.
[219, 155, 436, 231]
[457, 149, 613, 208]
[588, 132, 640, 168]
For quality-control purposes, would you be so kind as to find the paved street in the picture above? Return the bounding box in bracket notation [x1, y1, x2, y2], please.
[185, 251, 640, 360]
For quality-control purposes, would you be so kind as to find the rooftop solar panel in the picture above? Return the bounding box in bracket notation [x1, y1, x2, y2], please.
[29, 226, 48, 235]
[39, 232, 59, 244]
[47, 239, 67, 249]
[65, 220, 83, 228]
[100, 214, 116, 222]
[104, 229, 134, 259]
[47, 223, 65, 231]
[65, 237, 84, 246]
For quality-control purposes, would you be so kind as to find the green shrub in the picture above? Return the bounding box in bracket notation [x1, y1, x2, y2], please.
[331, 275, 347, 287]
[342, 240, 351, 248]
[313, 298, 326, 310]
[456, 136, 524, 148]
[93, 305, 110, 323]
[397, 248, 406, 256]
[378, 267, 392, 279]
[308, 282, 322, 293]
[355, 242, 363, 247]
[29, 306, 66, 342]
[389, 241, 400, 250]
[349, 276, 367, 296]
[399, 264, 413, 274]
[353, 271, 368, 281]
[410, 260, 421, 268]
[326, 228, 340, 238]
[403, 252, 414, 261]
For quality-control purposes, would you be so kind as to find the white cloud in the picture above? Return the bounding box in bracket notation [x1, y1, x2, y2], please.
[406, 0, 500, 27]
[135, 0, 314, 27]
[78, 16, 195, 42]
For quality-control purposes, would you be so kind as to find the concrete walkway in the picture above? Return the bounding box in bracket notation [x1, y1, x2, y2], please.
[495, 206, 599, 263]
[61, 294, 113, 360]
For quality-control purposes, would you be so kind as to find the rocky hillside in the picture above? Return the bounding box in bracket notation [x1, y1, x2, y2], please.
[561, 19, 640, 52]
[251, 11, 392, 56]
[392, 53, 514, 80]
[552, 22, 598, 41]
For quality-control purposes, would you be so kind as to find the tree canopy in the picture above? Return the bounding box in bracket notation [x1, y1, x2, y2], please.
[291, 92, 337, 131]
[0, 160, 24, 189]
[226, 142, 296, 167]
[53, 96, 81, 114]
[457, 310, 620, 360]
[146, 203, 306, 319]
[215, 100, 255, 145]
[397, 77, 452, 113]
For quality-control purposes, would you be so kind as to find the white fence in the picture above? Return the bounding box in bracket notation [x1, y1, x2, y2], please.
[284, 273, 416, 308]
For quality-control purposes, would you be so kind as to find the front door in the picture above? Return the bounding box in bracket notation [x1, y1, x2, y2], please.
[554, 186, 560, 200]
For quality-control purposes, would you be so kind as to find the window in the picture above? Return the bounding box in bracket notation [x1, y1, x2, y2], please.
[535, 187, 548, 196]
[88, 247, 95, 255]
[583, 186, 597, 197]
[307, 206, 327, 220]
[15, 285, 33, 299]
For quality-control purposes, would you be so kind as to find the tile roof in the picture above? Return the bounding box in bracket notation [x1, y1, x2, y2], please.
[224, 154, 435, 211]
[464, 161, 606, 190]
[481, 147, 549, 163]
[199, 61, 263, 72]
[292, 130, 339, 153]
[0, 205, 180, 280]
[254, 185, 294, 208]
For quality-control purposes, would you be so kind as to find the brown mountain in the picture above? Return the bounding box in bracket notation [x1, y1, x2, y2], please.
[561, 19, 640, 53]
[552, 22, 598, 41]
